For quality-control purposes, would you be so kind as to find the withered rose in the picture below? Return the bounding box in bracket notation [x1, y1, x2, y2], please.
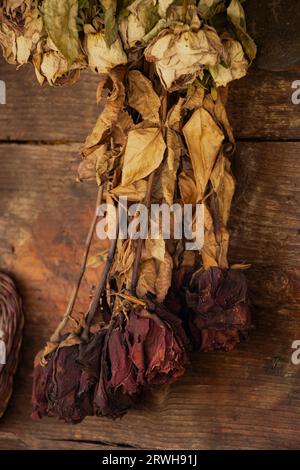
[94, 301, 189, 418]
[0, 273, 24, 419]
[186, 267, 251, 352]
[145, 24, 224, 91]
[32, 332, 104, 424]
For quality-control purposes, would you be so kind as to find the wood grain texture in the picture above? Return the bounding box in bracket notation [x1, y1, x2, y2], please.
[1, 56, 300, 141]
[0, 141, 299, 450]
[227, 67, 300, 140]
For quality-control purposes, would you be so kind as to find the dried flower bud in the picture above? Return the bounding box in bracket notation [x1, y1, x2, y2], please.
[94, 301, 189, 418]
[186, 267, 251, 352]
[32, 332, 104, 424]
[145, 25, 224, 91]
[0, 273, 24, 418]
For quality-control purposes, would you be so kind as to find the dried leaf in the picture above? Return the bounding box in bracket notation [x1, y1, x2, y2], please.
[183, 107, 224, 200]
[210, 152, 235, 226]
[111, 111, 134, 147]
[38, 50, 81, 86]
[159, 129, 182, 205]
[87, 251, 108, 269]
[227, 0, 257, 62]
[112, 239, 135, 276]
[201, 204, 218, 269]
[198, 0, 226, 20]
[110, 180, 147, 201]
[203, 93, 234, 144]
[143, 236, 166, 263]
[184, 85, 205, 110]
[121, 128, 166, 186]
[127, 70, 161, 124]
[178, 171, 198, 205]
[158, 0, 173, 18]
[82, 67, 126, 156]
[43, 0, 79, 64]
[166, 98, 184, 132]
[155, 250, 173, 302]
[100, 0, 118, 47]
[136, 259, 157, 298]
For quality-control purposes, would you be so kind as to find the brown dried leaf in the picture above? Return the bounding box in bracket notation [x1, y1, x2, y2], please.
[184, 86, 205, 110]
[155, 250, 173, 302]
[87, 251, 108, 269]
[160, 129, 182, 205]
[82, 67, 126, 156]
[110, 180, 147, 202]
[201, 204, 218, 269]
[136, 259, 157, 298]
[210, 152, 235, 226]
[121, 128, 166, 187]
[183, 107, 224, 200]
[178, 171, 198, 205]
[143, 236, 166, 263]
[203, 92, 235, 144]
[127, 70, 161, 124]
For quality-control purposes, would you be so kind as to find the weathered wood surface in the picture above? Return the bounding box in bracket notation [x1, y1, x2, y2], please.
[0, 54, 300, 450]
[0, 140, 299, 450]
[1, 56, 300, 141]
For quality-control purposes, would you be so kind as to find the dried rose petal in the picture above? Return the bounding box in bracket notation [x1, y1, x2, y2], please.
[186, 267, 251, 352]
[94, 301, 189, 418]
[32, 332, 104, 424]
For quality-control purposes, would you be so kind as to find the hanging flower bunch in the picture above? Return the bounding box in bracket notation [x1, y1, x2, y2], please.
[0, 0, 256, 422]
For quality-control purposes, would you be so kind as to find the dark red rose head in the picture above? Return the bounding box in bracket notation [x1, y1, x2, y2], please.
[186, 267, 251, 352]
[32, 332, 104, 424]
[94, 301, 190, 418]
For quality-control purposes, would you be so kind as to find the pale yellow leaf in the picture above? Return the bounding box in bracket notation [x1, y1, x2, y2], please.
[121, 128, 166, 186]
[86, 32, 127, 74]
[183, 107, 224, 200]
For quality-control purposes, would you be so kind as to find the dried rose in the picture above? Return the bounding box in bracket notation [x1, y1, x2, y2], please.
[0, 273, 24, 419]
[186, 267, 251, 352]
[209, 36, 248, 87]
[0, 2, 43, 65]
[85, 31, 127, 74]
[145, 24, 224, 91]
[94, 301, 189, 418]
[32, 332, 104, 424]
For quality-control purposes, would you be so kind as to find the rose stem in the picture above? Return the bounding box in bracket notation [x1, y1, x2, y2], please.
[81, 203, 119, 342]
[130, 87, 169, 296]
[130, 171, 156, 296]
[50, 186, 103, 343]
[210, 190, 222, 244]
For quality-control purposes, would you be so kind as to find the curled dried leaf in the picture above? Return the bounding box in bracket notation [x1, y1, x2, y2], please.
[183, 107, 224, 200]
[127, 70, 161, 124]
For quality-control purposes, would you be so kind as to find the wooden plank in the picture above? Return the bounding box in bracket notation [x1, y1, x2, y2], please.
[0, 142, 300, 449]
[0, 57, 99, 142]
[1, 56, 300, 141]
[228, 67, 300, 140]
